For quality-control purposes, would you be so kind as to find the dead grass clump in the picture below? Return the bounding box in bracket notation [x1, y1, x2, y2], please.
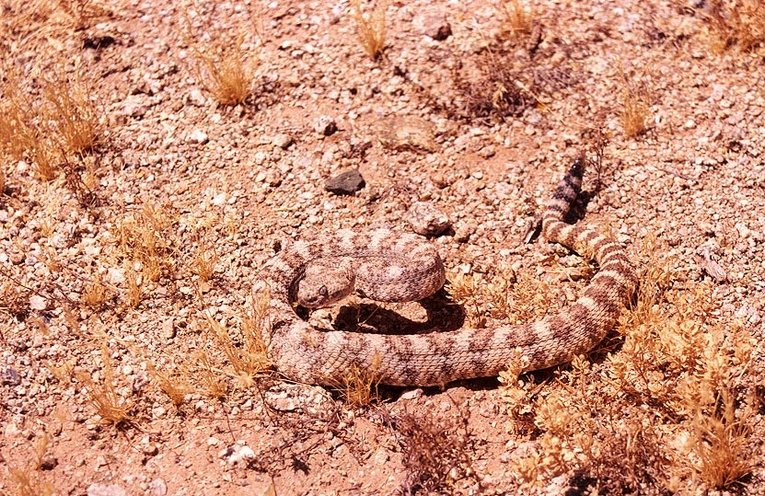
[451, 49, 536, 121]
[193, 242, 219, 282]
[690, 388, 754, 488]
[621, 84, 650, 139]
[351, 0, 387, 60]
[501, 237, 760, 494]
[39, 74, 101, 155]
[0, 67, 102, 183]
[499, 0, 535, 41]
[384, 408, 477, 495]
[3, 432, 55, 496]
[75, 345, 134, 426]
[146, 362, 192, 408]
[700, 0, 765, 52]
[80, 274, 109, 309]
[205, 308, 271, 389]
[183, 8, 261, 106]
[195, 350, 229, 400]
[334, 355, 381, 408]
[190, 33, 254, 105]
[115, 202, 177, 306]
[448, 265, 557, 328]
[56, 0, 112, 31]
[5, 469, 54, 496]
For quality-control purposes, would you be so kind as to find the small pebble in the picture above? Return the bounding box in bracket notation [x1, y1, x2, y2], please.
[188, 129, 209, 145]
[406, 201, 451, 237]
[314, 115, 338, 136]
[272, 133, 294, 149]
[325, 169, 365, 195]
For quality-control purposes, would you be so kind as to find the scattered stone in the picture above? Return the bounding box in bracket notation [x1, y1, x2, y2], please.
[161, 318, 176, 339]
[272, 133, 294, 149]
[406, 201, 451, 237]
[188, 89, 206, 106]
[413, 9, 452, 40]
[399, 388, 424, 401]
[29, 295, 47, 311]
[314, 115, 338, 136]
[39, 455, 58, 470]
[188, 129, 209, 145]
[1, 367, 21, 386]
[149, 479, 168, 496]
[107, 267, 126, 285]
[4, 423, 21, 438]
[121, 95, 150, 119]
[87, 483, 128, 496]
[325, 169, 365, 195]
[219, 443, 256, 466]
[375, 116, 438, 153]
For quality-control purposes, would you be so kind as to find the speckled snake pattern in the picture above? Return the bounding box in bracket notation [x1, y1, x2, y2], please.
[253, 159, 638, 386]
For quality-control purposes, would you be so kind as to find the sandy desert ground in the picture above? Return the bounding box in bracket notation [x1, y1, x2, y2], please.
[2, 0, 765, 494]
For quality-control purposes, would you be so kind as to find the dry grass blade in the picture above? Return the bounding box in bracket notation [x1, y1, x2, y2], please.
[619, 72, 651, 139]
[351, 0, 387, 60]
[183, 9, 260, 106]
[701, 0, 765, 52]
[147, 362, 192, 407]
[192, 34, 253, 105]
[40, 73, 101, 155]
[56, 0, 112, 31]
[500, 0, 534, 40]
[205, 303, 271, 389]
[193, 243, 219, 282]
[690, 388, 754, 489]
[80, 275, 109, 309]
[385, 408, 476, 494]
[0, 66, 101, 182]
[75, 345, 133, 425]
[6, 469, 54, 496]
[621, 88, 649, 139]
[335, 355, 381, 408]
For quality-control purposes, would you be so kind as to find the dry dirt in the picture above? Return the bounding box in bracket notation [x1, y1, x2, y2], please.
[2, 0, 765, 495]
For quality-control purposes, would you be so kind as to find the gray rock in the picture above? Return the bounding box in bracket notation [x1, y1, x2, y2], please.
[413, 9, 452, 41]
[406, 201, 451, 237]
[149, 479, 168, 496]
[325, 169, 365, 195]
[314, 115, 338, 136]
[188, 89, 206, 106]
[272, 133, 294, 149]
[1, 367, 21, 386]
[87, 484, 128, 496]
[121, 95, 149, 119]
[188, 129, 208, 145]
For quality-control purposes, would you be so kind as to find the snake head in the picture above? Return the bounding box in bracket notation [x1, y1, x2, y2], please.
[295, 262, 355, 309]
[297, 284, 330, 308]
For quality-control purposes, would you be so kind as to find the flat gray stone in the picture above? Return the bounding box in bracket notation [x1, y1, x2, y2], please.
[325, 169, 365, 195]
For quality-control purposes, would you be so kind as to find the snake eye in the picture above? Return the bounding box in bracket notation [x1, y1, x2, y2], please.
[319, 285, 329, 299]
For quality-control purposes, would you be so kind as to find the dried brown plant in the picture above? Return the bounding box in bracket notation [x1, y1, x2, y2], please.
[0, 66, 102, 182]
[336, 355, 381, 408]
[351, 0, 387, 60]
[500, 236, 760, 494]
[621, 85, 650, 139]
[701, 0, 765, 52]
[183, 9, 261, 106]
[193, 243, 219, 282]
[499, 0, 534, 41]
[75, 345, 134, 426]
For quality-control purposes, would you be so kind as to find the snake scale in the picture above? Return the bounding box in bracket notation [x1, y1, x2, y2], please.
[254, 159, 637, 386]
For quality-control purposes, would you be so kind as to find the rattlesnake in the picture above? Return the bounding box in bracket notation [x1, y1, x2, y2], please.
[254, 159, 637, 386]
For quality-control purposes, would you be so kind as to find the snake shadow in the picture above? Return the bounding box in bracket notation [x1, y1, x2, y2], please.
[328, 287, 467, 335]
